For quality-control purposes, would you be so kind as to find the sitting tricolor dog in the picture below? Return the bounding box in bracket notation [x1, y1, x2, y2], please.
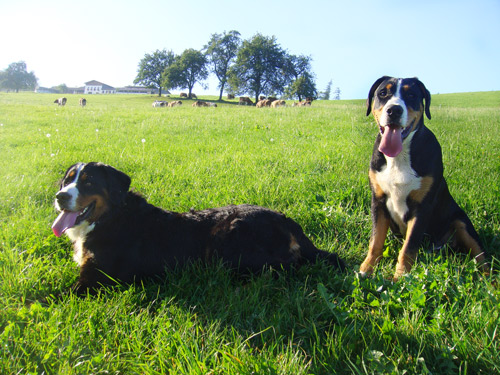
[53, 162, 345, 294]
[360, 76, 489, 280]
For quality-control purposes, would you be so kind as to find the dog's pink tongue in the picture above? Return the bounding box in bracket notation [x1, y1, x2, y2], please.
[379, 126, 403, 157]
[52, 211, 79, 237]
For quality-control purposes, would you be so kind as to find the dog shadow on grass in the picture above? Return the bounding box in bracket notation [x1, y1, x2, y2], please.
[88, 259, 469, 373]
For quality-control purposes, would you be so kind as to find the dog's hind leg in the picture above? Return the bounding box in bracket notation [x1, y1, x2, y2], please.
[451, 217, 490, 274]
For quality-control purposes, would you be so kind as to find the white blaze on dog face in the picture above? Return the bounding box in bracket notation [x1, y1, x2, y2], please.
[55, 164, 84, 211]
[378, 79, 408, 128]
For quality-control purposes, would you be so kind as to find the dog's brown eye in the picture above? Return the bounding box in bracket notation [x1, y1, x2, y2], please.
[379, 89, 388, 98]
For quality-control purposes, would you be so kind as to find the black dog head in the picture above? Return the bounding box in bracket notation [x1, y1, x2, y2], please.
[52, 162, 131, 237]
[366, 76, 431, 157]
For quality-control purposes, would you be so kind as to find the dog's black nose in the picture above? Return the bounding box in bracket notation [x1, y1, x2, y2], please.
[387, 105, 403, 118]
[56, 191, 71, 204]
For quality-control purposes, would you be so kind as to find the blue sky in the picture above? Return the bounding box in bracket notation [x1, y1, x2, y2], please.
[1, 0, 499, 99]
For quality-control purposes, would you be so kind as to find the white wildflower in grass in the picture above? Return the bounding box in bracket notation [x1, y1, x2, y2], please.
[141, 139, 146, 163]
[46, 134, 52, 155]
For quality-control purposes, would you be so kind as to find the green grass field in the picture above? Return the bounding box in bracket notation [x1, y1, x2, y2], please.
[1, 91, 499, 374]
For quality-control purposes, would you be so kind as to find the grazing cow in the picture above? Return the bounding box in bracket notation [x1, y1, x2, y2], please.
[168, 100, 183, 107]
[192, 101, 209, 107]
[152, 101, 168, 107]
[190, 93, 197, 99]
[294, 99, 313, 107]
[271, 100, 286, 107]
[256, 99, 268, 108]
[239, 97, 254, 106]
[54, 97, 67, 106]
[227, 94, 235, 100]
[192, 101, 217, 107]
[79, 98, 87, 107]
[180, 93, 188, 98]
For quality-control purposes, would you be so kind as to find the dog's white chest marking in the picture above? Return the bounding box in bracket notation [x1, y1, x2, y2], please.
[66, 221, 95, 266]
[375, 135, 421, 233]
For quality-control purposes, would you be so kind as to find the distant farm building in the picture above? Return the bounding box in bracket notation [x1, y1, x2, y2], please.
[84, 80, 116, 94]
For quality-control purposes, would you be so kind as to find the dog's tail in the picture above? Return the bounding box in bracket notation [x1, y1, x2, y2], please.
[287, 219, 346, 272]
[304, 245, 346, 272]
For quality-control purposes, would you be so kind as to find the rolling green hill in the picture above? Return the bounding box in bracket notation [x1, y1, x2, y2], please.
[1, 91, 499, 374]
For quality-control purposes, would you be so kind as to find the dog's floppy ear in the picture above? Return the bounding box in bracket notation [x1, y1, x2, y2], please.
[366, 76, 390, 116]
[415, 78, 431, 120]
[99, 163, 131, 206]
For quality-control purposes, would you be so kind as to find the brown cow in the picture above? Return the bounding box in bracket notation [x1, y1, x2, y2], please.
[54, 97, 67, 106]
[192, 101, 217, 107]
[189, 93, 197, 99]
[239, 97, 254, 106]
[79, 98, 87, 107]
[293, 99, 313, 106]
[180, 93, 188, 98]
[192, 101, 208, 107]
[227, 94, 235, 100]
[168, 100, 183, 107]
[270, 100, 286, 107]
[256, 99, 268, 108]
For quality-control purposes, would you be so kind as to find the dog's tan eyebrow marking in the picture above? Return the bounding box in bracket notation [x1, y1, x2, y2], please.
[81, 173, 87, 181]
[68, 170, 76, 179]
[385, 83, 393, 90]
[402, 84, 410, 91]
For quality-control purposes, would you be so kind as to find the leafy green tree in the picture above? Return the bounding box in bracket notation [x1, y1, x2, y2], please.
[52, 84, 69, 94]
[283, 54, 317, 101]
[285, 74, 317, 101]
[204, 30, 241, 101]
[0, 61, 38, 92]
[163, 49, 208, 98]
[228, 34, 287, 103]
[134, 49, 175, 96]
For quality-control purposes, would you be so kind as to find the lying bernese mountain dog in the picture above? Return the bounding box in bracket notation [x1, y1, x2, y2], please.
[52, 162, 345, 294]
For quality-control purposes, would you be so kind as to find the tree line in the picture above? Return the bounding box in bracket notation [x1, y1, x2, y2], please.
[0, 31, 339, 100]
[134, 31, 323, 103]
[0, 61, 38, 93]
